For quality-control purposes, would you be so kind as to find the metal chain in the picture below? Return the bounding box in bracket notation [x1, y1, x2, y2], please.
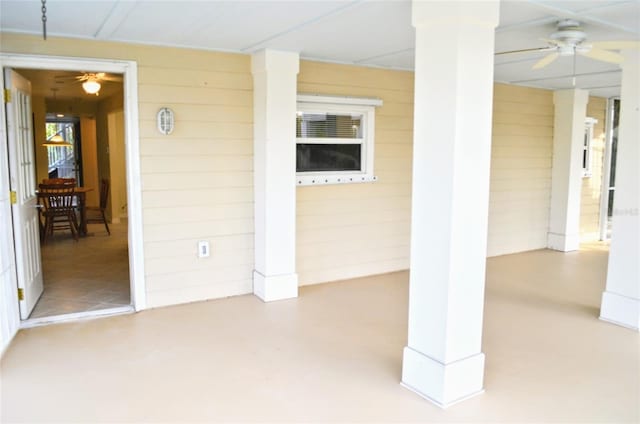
[41, 0, 47, 40]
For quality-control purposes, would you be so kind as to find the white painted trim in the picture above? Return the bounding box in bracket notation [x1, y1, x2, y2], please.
[253, 271, 298, 302]
[0, 67, 20, 357]
[0, 53, 146, 317]
[297, 174, 377, 186]
[401, 347, 485, 408]
[600, 291, 640, 331]
[296, 101, 377, 184]
[547, 232, 580, 252]
[297, 93, 383, 107]
[582, 117, 597, 178]
[20, 305, 134, 329]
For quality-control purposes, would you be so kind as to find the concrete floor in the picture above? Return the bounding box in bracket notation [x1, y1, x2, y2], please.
[1, 242, 638, 422]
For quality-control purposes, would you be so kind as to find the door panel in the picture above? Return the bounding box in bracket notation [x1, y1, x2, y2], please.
[5, 68, 43, 319]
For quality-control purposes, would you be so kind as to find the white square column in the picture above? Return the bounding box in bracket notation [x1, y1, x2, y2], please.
[548, 89, 589, 252]
[402, 1, 499, 408]
[251, 50, 299, 302]
[600, 51, 640, 330]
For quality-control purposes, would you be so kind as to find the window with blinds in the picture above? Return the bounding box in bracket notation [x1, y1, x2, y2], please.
[295, 97, 379, 185]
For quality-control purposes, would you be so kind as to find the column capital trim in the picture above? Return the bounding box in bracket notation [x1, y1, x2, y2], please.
[251, 49, 300, 75]
[552, 88, 590, 106]
[411, 0, 499, 29]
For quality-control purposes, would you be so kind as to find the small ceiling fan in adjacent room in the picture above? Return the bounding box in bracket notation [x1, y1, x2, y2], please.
[54, 72, 123, 96]
[496, 19, 639, 70]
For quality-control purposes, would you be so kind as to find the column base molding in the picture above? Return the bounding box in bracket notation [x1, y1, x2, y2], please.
[253, 270, 298, 302]
[401, 347, 485, 408]
[600, 291, 640, 331]
[547, 232, 580, 252]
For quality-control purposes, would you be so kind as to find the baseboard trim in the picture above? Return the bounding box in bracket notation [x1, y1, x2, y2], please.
[600, 291, 639, 331]
[253, 270, 298, 302]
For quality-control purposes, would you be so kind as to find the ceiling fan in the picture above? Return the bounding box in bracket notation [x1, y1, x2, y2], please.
[54, 72, 123, 96]
[496, 19, 639, 70]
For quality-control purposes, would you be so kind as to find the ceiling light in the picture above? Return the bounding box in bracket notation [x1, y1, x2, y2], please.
[82, 79, 101, 95]
[43, 134, 72, 148]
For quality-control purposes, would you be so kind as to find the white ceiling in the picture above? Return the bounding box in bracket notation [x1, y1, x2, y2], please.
[1, 0, 638, 98]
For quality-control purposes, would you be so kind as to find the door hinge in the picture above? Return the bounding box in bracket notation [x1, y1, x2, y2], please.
[17, 288, 24, 301]
[10, 191, 17, 205]
[3, 89, 11, 103]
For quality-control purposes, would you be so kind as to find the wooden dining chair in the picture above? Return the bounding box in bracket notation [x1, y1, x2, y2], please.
[39, 183, 79, 243]
[43, 178, 76, 187]
[86, 179, 110, 235]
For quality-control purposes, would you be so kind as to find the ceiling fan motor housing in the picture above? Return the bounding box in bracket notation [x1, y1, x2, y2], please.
[551, 19, 588, 55]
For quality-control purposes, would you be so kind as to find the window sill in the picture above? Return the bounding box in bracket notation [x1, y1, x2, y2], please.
[296, 174, 377, 186]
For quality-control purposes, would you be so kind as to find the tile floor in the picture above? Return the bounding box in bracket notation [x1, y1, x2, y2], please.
[29, 220, 130, 319]
[1, 241, 638, 422]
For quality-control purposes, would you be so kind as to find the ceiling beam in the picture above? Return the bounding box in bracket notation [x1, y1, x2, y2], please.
[240, 1, 363, 53]
[354, 48, 415, 64]
[525, 0, 640, 35]
[94, 1, 138, 39]
[509, 68, 621, 84]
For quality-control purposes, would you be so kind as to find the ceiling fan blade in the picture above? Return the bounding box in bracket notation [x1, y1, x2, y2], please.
[101, 74, 123, 82]
[590, 40, 640, 50]
[495, 47, 551, 56]
[540, 38, 564, 46]
[581, 48, 624, 64]
[532, 52, 559, 69]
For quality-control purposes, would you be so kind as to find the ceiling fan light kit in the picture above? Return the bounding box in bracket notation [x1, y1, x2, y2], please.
[43, 134, 72, 148]
[54, 72, 123, 97]
[82, 79, 101, 95]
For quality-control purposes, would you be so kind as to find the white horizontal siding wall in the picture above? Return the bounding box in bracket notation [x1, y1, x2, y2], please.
[0, 34, 255, 308]
[136, 52, 254, 307]
[296, 61, 414, 285]
[487, 84, 554, 256]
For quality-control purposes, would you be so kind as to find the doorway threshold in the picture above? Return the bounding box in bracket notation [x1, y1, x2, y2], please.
[21, 305, 134, 329]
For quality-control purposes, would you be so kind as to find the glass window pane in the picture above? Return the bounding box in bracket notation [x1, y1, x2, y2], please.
[296, 112, 362, 139]
[297, 144, 362, 172]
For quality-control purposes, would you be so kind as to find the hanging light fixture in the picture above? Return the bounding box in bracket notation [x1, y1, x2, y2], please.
[43, 134, 72, 148]
[82, 78, 101, 95]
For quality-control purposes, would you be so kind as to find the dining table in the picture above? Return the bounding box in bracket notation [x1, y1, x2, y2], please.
[73, 187, 94, 236]
[37, 186, 94, 237]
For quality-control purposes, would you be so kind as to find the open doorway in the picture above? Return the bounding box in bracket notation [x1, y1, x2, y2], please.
[13, 68, 130, 320]
[1, 55, 144, 331]
[45, 118, 82, 182]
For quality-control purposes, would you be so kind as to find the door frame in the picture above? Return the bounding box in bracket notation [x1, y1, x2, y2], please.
[0, 53, 146, 324]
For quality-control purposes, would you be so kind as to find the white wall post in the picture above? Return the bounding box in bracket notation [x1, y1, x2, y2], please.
[548, 89, 589, 251]
[402, 1, 499, 408]
[251, 50, 299, 302]
[600, 50, 640, 330]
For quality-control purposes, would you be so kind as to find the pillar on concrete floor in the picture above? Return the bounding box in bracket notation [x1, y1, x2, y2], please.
[548, 89, 589, 252]
[600, 50, 640, 330]
[402, 0, 499, 408]
[251, 49, 299, 302]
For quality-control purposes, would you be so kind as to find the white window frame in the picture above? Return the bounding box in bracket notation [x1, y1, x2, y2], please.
[583, 117, 597, 178]
[296, 94, 382, 186]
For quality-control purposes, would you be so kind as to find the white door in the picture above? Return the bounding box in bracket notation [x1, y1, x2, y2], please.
[4, 68, 43, 319]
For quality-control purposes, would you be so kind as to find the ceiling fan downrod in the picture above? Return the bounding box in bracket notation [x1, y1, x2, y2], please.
[41, 0, 47, 40]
